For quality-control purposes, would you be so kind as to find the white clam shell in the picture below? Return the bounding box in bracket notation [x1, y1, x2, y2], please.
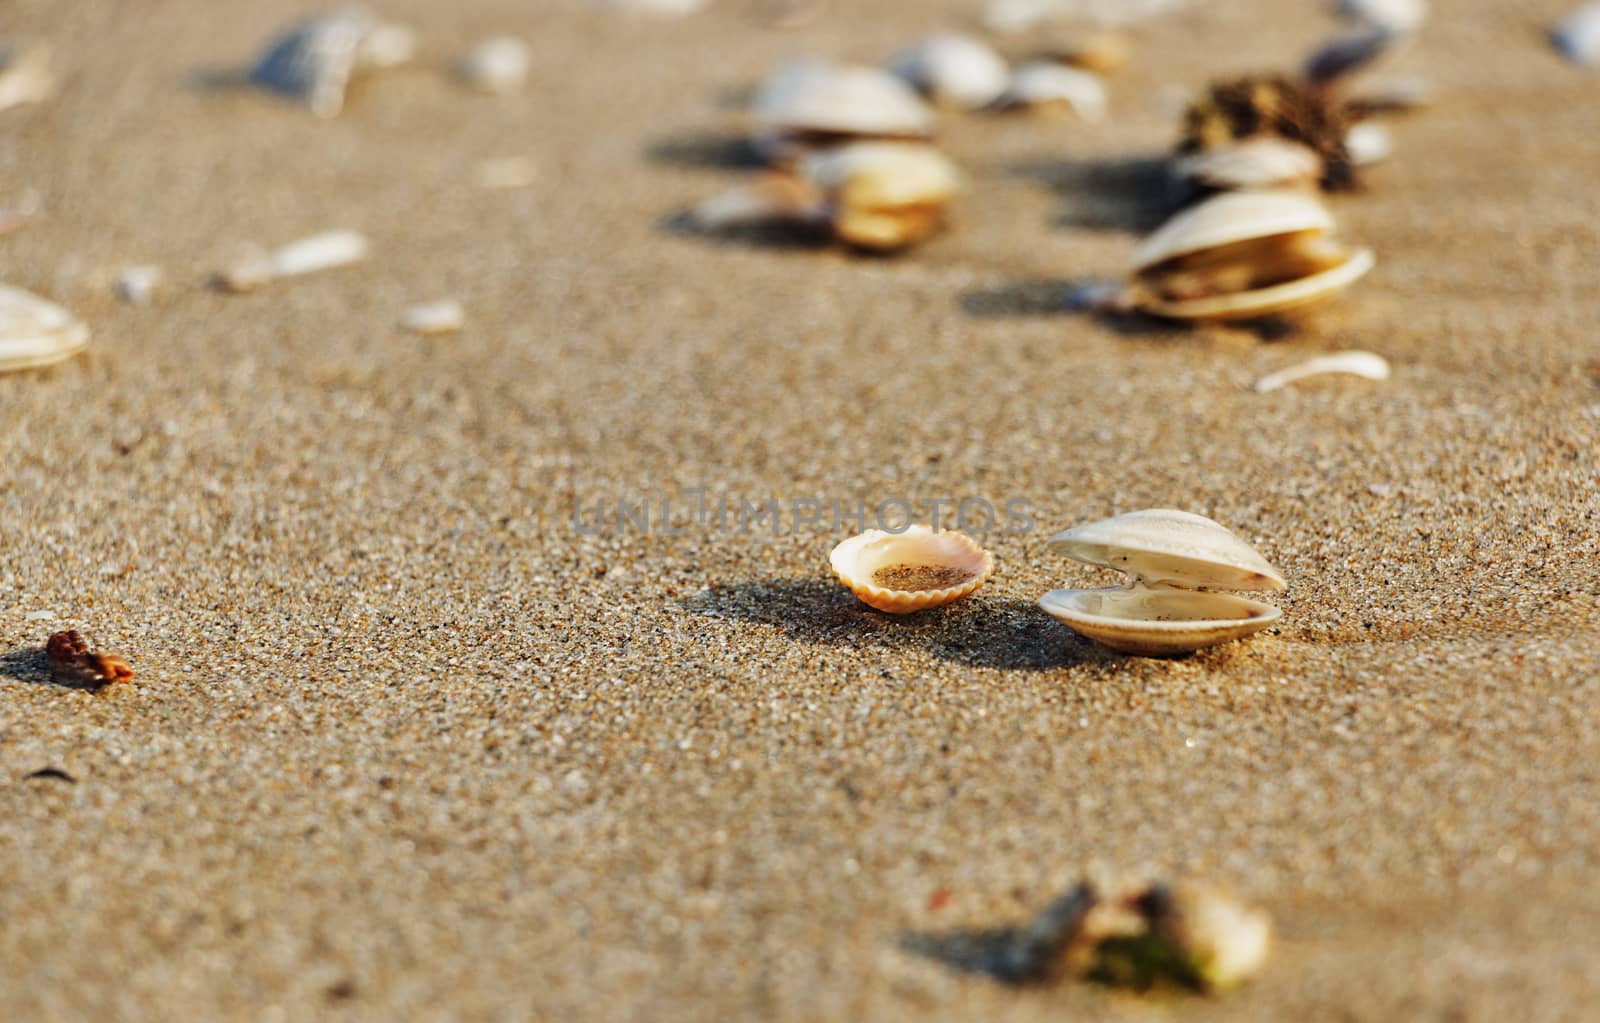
[1133, 190, 1333, 273]
[456, 37, 531, 94]
[886, 34, 1010, 110]
[1553, 3, 1600, 66]
[0, 42, 56, 113]
[400, 300, 465, 335]
[1002, 62, 1107, 121]
[830, 526, 993, 614]
[1175, 137, 1323, 191]
[1337, 0, 1427, 33]
[251, 6, 416, 118]
[1039, 509, 1284, 656]
[0, 285, 89, 374]
[217, 230, 369, 292]
[754, 61, 935, 143]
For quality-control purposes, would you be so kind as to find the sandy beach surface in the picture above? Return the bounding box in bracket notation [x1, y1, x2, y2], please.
[2, 0, 1598, 1018]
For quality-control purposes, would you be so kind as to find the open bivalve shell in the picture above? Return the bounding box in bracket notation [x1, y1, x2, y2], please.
[831, 525, 993, 614]
[886, 34, 1011, 110]
[1039, 509, 1285, 655]
[752, 61, 936, 164]
[1129, 189, 1374, 321]
[0, 284, 89, 373]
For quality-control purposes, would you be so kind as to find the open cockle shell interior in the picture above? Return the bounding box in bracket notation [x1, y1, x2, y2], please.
[1039, 509, 1286, 655]
[830, 525, 993, 613]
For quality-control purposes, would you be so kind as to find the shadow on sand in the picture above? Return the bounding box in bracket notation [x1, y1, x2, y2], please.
[682, 579, 1099, 671]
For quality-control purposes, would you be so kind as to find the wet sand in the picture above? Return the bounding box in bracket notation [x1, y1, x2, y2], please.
[1, 0, 1598, 1018]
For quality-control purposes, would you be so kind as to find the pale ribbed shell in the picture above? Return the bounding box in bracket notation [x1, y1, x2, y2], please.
[886, 34, 1010, 110]
[0, 285, 89, 373]
[754, 61, 936, 138]
[830, 526, 993, 614]
[1132, 190, 1332, 272]
[1047, 509, 1284, 591]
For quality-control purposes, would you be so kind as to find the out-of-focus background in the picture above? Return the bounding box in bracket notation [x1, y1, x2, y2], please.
[2, 1, 1598, 1019]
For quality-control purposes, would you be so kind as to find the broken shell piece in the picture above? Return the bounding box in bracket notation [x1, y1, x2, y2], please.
[1252, 350, 1390, 392]
[1039, 509, 1285, 656]
[115, 266, 163, 305]
[831, 525, 993, 613]
[688, 170, 825, 231]
[46, 630, 135, 688]
[251, 6, 417, 118]
[1001, 62, 1106, 121]
[1553, 3, 1600, 67]
[0, 42, 56, 113]
[456, 36, 531, 94]
[802, 141, 961, 251]
[1128, 189, 1374, 321]
[1175, 137, 1323, 192]
[752, 61, 935, 164]
[886, 34, 1010, 110]
[0, 284, 90, 374]
[216, 230, 369, 292]
[400, 299, 465, 335]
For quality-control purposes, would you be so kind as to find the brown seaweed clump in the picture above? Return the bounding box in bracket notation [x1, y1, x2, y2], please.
[1180, 74, 1359, 191]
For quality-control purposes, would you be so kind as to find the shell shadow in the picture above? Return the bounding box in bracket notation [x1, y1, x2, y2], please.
[899, 884, 1097, 985]
[657, 210, 834, 252]
[0, 646, 82, 690]
[957, 279, 1082, 319]
[645, 131, 766, 172]
[1005, 154, 1176, 234]
[681, 579, 1097, 671]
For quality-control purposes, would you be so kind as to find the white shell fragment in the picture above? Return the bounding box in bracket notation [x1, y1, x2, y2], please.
[456, 37, 531, 94]
[1039, 509, 1285, 656]
[0, 285, 89, 374]
[115, 266, 163, 306]
[1175, 137, 1323, 191]
[217, 230, 369, 292]
[400, 299, 465, 335]
[1001, 62, 1107, 121]
[1338, 0, 1428, 33]
[1130, 190, 1374, 321]
[1553, 3, 1600, 66]
[251, 6, 417, 118]
[886, 34, 1010, 110]
[1345, 122, 1393, 166]
[831, 525, 993, 613]
[752, 61, 935, 163]
[1252, 350, 1391, 392]
[688, 171, 824, 230]
[0, 42, 56, 113]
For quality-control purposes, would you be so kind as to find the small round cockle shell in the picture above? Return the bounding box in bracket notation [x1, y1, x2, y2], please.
[1001, 62, 1107, 121]
[886, 34, 1011, 110]
[800, 141, 962, 251]
[831, 526, 993, 614]
[0, 284, 89, 374]
[251, 6, 417, 118]
[752, 61, 936, 163]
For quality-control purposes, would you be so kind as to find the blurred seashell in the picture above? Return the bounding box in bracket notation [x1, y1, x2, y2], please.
[456, 37, 531, 94]
[1049, 30, 1133, 74]
[1002, 62, 1107, 121]
[216, 230, 369, 292]
[1252, 350, 1390, 392]
[400, 300, 465, 335]
[1180, 74, 1358, 190]
[886, 34, 1010, 110]
[688, 171, 825, 230]
[251, 6, 416, 118]
[0, 42, 55, 112]
[1129, 883, 1273, 991]
[0, 285, 89, 374]
[1175, 137, 1323, 191]
[472, 155, 539, 190]
[802, 141, 962, 250]
[830, 525, 993, 614]
[1344, 122, 1392, 165]
[598, 0, 708, 13]
[1552, 3, 1600, 66]
[115, 266, 163, 306]
[752, 61, 935, 163]
[1039, 509, 1285, 656]
[1129, 189, 1373, 321]
[1336, 0, 1427, 33]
